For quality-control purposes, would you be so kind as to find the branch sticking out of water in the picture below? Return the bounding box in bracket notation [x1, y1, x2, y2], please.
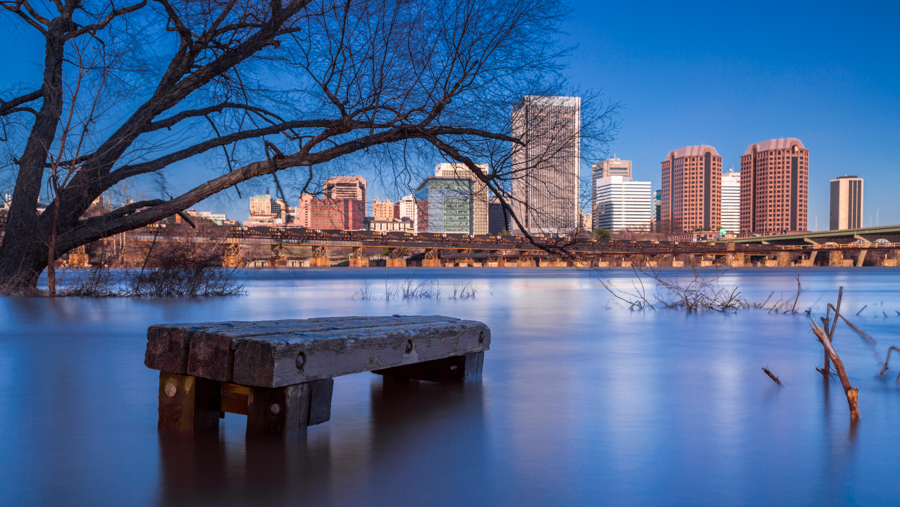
[810, 287, 860, 424]
[878, 346, 900, 382]
[762, 366, 782, 385]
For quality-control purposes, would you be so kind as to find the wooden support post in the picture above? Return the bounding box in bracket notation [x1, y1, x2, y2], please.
[158, 372, 221, 434]
[373, 352, 484, 383]
[247, 383, 311, 437]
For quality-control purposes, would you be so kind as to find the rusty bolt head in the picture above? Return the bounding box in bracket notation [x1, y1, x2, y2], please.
[164, 383, 177, 398]
[270, 403, 281, 415]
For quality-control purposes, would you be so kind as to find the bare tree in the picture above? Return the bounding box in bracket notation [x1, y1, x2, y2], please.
[0, 0, 618, 292]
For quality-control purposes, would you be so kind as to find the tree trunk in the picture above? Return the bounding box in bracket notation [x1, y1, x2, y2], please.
[0, 230, 50, 292]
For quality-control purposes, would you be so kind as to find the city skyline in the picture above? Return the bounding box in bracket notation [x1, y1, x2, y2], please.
[1, 2, 895, 229]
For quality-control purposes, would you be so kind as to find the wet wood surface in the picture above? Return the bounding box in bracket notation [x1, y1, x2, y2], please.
[146, 315, 490, 387]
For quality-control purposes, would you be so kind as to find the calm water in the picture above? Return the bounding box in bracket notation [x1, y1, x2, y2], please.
[2, 267, 900, 506]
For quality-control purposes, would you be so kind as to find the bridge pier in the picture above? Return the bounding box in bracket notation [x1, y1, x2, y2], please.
[349, 247, 369, 267]
[856, 249, 868, 267]
[884, 249, 898, 266]
[222, 243, 244, 268]
[777, 251, 792, 267]
[517, 256, 536, 267]
[310, 246, 330, 267]
[269, 244, 288, 267]
[829, 250, 844, 267]
[422, 249, 441, 267]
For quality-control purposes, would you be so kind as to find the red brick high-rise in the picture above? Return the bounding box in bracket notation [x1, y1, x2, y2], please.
[739, 138, 809, 235]
[661, 145, 722, 232]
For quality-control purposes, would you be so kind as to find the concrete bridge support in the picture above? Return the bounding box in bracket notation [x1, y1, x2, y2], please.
[310, 246, 330, 267]
[349, 247, 369, 267]
[777, 251, 792, 267]
[829, 250, 844, 267]
[269, 244, 288, 267]
[517, 256, 536, 267]
[222, 243, 244, 268]
[856, 249, 868, 267]
[884, 249, 898, 266]
[386, 248, 406, 267]
[422, 249, 441, 267]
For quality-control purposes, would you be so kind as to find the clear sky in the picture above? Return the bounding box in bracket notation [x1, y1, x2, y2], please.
[2, 0, 898, 228]
[559, 0, 900, 230]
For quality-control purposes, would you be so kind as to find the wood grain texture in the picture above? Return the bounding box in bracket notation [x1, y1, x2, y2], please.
[157, 372, 220, 434]
[220, 383, 250, 415]
[308, 379, 334, 426]
[247, 383, 310, 437]
[146, 316, 490, 387]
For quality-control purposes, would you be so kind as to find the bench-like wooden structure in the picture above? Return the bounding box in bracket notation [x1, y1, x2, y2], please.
[145, 315, 490, 436]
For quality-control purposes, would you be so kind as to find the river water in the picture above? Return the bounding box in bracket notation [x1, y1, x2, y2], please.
[2, 267, 900, 506]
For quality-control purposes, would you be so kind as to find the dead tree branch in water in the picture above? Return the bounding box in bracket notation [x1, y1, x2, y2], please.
[810, 288, 860, 423]
[878, 346, 900, 382]
[790, 275, 803, 314]
[762, 366, 782, 385]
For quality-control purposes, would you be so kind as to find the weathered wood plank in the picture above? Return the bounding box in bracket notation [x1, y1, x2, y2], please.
[158, 372, 220, 434]
[232, 319, 490, 387]
[308, 379, 334, 426]
[148, 317, 412, 375]
[220, 383, 250, 415]
[247, 383, 310, 437]
[147, 315, 446, 379]
[373, 351, 484, 383]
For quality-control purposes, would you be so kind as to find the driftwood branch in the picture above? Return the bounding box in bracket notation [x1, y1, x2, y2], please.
[762, 366, 782, 385]
[878, 346, 900, 382]
[810, 290, 860, 423]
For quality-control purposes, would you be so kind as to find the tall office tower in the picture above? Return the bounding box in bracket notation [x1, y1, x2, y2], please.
[829, 176, 863, 230]
[511, 96, 581, 235]
[372, 198, 394, 221]
[324, 176, 367, 202]
[249, 192, 272, 215]
[739, 138, 809, 235]
[591, 158, 632, 228]
[720, 170, 741, 234]
[593, 176, 652, 231]
[434, 163, 490, 235]
[660, 146, 723, 232]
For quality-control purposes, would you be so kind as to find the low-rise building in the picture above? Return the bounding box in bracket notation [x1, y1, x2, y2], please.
[294, 194, 365, 230]
[415, 177, 475, 234]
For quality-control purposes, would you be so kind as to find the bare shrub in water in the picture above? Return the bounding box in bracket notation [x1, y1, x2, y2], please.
[597, 266, 747, 313]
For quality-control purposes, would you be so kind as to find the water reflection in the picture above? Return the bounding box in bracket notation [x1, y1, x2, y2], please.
[2, 268, 900, 506]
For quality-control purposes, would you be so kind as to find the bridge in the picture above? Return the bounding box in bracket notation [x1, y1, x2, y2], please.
[2, 217, 897, 268]
[126, 225, 899, 268]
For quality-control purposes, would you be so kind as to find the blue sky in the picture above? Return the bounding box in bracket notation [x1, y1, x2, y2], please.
[560, 0, 900, 229]
[2, 1, 898, 228]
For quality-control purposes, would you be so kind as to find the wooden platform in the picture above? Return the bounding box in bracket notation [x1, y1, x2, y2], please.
[145, 315, 490, 436]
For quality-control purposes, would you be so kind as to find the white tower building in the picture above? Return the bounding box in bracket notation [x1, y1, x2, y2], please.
[721, 170, 741, 234]
[594, 176, 652, 231]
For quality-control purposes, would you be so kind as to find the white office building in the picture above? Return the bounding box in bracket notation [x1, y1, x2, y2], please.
[593, 176, 652, 231]
[721, 169, 740, 234]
